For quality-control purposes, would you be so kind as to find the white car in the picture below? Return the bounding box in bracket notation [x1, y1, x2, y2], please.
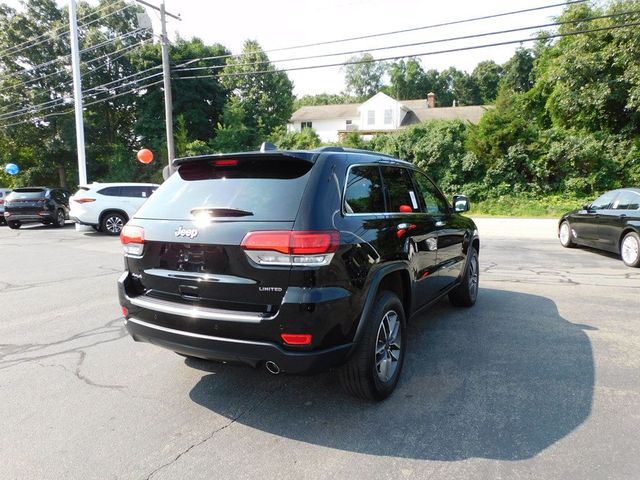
[70, 182, 159, 235]
[0, 188, 12, 225]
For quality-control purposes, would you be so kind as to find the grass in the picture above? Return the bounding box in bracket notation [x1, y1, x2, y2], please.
[470, 194, 591, 218]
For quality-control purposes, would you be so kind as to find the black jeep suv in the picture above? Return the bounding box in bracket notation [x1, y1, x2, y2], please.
[118, 147, 479, 400]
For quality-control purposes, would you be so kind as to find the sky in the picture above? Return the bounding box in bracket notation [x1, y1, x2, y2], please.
[5, 0, 573, 97]
[155, 0, 571, 96]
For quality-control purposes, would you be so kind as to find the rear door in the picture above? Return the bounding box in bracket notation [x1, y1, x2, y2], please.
[119, 185, 150, 217]
[379, 165, 440, 309]
[127, 155, 315, 316]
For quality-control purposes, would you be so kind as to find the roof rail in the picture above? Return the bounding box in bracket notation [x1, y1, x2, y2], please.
[314, 146, 344, 153]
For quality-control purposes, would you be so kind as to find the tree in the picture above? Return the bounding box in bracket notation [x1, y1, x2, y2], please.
[342, 53, 386, 98]
[472, 60, 503, 104]
[500, 47, 535, 93]
[221, 40, 294, 148]
[386, 58, 428, 100]
[293, 93, 354, 110]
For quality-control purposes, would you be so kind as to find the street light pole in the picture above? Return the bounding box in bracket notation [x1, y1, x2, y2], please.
[68, 0, 87, 186]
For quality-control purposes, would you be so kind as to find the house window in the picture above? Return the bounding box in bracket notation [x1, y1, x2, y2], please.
[367, 110, 375, 125]
[384, 109, 393, 125]
[301, 122, 312, 130]
[346, 120, 352, 125]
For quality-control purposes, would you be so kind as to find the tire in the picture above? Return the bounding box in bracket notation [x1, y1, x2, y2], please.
[559, 220, 576, 248]
[339, 291, 406, 401]
[101, 212, 126, 236]
[449, 246, 479, 307]
[0, 217, 6, 226]
[8, 220, 21, 229]
[620, 232, 640, 268]
[52, 209, 66, 228]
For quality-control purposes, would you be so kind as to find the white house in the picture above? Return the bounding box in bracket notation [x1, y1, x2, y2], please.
[288, 92, 490, 143]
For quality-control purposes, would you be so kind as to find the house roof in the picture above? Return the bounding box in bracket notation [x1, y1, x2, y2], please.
[289, 97, 491, 125]
[290, 103, 360, 122]
[399, 100, 490, 125]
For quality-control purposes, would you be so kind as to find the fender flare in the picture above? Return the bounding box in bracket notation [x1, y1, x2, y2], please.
[347, 262, 410, 356]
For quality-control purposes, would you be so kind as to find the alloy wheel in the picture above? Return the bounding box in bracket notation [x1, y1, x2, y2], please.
[374, 310, 402, 383]
[622, 235, 639, 265]
[105, 215, 124, 234]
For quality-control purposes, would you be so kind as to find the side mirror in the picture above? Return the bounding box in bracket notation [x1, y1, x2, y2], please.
[582, 204, 592, 211]
[453, 195, 470, 213]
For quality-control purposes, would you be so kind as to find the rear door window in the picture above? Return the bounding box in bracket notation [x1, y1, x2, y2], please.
[120, 186, 147, 198]
[344, 165, 385, 214]
[135, 156, 314, 221]
[380, 166, 420, 213]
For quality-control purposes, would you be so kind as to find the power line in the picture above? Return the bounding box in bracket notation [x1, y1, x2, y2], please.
[0, 2, 136, 60]
[0, 67, 163, 121]
[0, 28, 149, 83]
[175, 19, 640, 81]
[0, 79, 163, 129]
[176, 0, 588, 69]
[0, 39, 153, 98]
[173, 10, 639, 76]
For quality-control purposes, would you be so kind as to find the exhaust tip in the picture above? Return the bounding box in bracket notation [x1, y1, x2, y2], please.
[265, 361, 281, 375]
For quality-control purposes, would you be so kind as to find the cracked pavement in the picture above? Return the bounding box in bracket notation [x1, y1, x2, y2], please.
[1, 219, 639, 480]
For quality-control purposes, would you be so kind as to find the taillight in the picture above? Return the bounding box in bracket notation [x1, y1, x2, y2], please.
[0, 199, 4, 205]
[73, 197, 96, 203]
[241, 230, 339, 266]
[120, 225, 144, 256]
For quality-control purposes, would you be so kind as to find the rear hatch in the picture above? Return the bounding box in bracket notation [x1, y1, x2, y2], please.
[125, 153, 315, 316]
[5, 188, 47, 214]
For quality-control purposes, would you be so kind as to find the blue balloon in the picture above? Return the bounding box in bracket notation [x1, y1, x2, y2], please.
[5, 163, 19, 175]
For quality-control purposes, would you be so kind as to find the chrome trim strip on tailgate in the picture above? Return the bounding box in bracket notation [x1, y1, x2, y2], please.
[127, 294, 275, 323]
[144, 269, 256, 284]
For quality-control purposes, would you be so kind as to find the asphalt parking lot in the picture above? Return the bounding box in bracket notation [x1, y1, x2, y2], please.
[1, 219, 639, 480]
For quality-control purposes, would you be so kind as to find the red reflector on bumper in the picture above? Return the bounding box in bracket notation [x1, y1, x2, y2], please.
[121, 306, 129, 317]
[281, 333, 312, 345]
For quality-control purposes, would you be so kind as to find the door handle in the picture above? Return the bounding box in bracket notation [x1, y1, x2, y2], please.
[396, 223, 416, 238]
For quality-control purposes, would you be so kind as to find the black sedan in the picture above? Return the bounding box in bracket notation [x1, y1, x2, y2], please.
[558, 188, 640, 267]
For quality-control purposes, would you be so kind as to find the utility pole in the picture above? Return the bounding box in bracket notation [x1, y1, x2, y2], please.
[133, 0, 180, 178]
[160, 1, 175, 176]
[68, 0, 87, 186]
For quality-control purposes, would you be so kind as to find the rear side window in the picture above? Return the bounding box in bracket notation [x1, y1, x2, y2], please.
[344, 166, 385, 214]
[381, 166, 420, 213]
[120, 186, 147, 198]
[612, 191, 640, 210]
[98, 187, 122, 197]
[135, 156, 313, 221]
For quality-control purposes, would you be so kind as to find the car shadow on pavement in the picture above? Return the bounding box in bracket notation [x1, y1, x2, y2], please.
[187, 287, 594, 461]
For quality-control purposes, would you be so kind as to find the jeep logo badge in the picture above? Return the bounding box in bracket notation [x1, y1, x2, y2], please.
[175, 226, 198, 239]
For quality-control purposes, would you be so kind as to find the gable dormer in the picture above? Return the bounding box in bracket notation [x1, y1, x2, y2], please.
[357, 92, 407, 130]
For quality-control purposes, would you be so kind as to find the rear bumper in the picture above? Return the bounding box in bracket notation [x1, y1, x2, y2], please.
[4, 212, 54, 222]
[118, 272, 355, 374]
[70, 216, 96, 227]
[125, 316, 351, 373]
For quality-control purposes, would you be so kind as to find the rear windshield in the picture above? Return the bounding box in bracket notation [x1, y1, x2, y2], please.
[135, 156, 313, 222]
[10, 188, 46, 199]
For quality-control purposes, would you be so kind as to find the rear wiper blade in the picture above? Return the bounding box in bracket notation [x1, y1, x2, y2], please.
[191, 207, 254, 217]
